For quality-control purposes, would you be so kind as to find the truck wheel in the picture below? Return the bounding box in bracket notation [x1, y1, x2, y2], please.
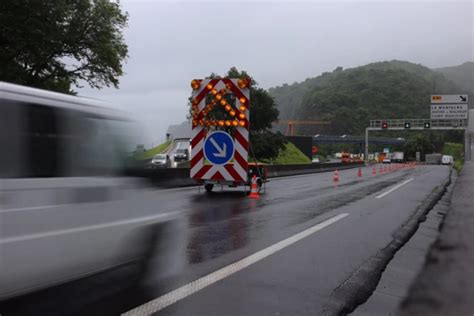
[205, 184, 214, 192]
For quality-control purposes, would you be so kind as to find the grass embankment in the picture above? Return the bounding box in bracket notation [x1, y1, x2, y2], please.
[442, 142, 464, 172]
[135, 140, 310, 165]
[135, 141, 171, 160]
[263, 142, 311, 165]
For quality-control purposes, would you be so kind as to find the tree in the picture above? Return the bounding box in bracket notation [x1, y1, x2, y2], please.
[193, 67, 286, 160]
[0, 0, 128, 93]
[403, 134, 435, 160]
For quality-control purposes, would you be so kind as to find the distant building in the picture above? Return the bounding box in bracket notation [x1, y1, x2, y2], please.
[166, 121, 192, 140]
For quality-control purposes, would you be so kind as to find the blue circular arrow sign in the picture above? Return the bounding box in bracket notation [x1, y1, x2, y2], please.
[204, 131, 235, 165]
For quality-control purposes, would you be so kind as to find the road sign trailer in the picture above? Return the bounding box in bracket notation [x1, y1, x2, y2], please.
[190, 78, 267, 192]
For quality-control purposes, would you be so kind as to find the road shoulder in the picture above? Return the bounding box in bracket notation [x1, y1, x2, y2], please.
[351, 170, 456, 316]
[396, 162, 474, 316]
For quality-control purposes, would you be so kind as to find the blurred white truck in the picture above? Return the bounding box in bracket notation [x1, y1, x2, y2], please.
[391, 152, 404, 163]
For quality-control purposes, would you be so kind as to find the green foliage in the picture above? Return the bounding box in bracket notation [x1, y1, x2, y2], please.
[442, 142, 464, 172]
[250, 87, 280, 131]
[250, 130, 287, 161]
[403, 134, 435, 160]
[0, 0, 128, 93]
[196, 67, 286, 160]
[270, 60, 466, 136]
[135, 141, 171, 160]
[265, 142, 311, 165]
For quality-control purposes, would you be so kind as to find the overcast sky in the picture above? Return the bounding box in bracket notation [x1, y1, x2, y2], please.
[78, 0, 473, 146]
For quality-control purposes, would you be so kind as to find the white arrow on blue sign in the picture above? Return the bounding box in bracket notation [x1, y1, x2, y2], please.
[203, 131, 235, 165]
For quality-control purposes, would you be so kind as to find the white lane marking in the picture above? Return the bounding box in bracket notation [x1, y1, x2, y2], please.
[157, 186, 197, 193]
[0, 204, 69, 214]
[122, 212, 349, 316]
[0, 212, 176, 244]
[375, 178, 415, 199]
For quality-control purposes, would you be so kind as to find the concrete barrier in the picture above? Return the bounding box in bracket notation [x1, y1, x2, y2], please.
[266, 162, 363, 178]
[126, 162, 363, 188]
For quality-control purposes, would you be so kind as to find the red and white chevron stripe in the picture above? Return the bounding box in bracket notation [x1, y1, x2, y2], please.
[190, 79, 250, 183]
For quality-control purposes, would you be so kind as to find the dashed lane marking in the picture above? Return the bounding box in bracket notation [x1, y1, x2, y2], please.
[122, 212, 350, 316]
[375, 178, 415, 199]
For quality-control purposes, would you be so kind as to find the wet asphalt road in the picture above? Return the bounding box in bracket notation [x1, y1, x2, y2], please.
[0, 165, 450, 316]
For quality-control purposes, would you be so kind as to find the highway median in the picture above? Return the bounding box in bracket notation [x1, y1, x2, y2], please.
[125, 162, 365, 188]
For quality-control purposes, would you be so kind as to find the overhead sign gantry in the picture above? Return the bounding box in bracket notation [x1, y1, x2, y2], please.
[364, 95, 471, 162]
[431, 94, 468, 120]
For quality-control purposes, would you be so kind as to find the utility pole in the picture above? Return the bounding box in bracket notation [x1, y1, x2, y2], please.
[465, 129, 471, 161]
[365, 127, 369, 164]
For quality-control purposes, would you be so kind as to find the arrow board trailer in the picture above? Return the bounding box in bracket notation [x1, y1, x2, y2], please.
[189, 78, 265, 192]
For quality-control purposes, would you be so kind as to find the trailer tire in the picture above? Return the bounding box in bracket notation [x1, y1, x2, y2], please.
[257, 179, 263, 193]
[205, 184, 214, 192]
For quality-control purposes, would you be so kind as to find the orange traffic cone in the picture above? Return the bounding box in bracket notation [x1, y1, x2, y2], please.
[333, 169, 340, 183]
[248, 175, 260, 199]
[379, 165, 384, 173]
[357, 167, 362, 178]
[384, 166, 388, 173]
[372, 166, 377, 176]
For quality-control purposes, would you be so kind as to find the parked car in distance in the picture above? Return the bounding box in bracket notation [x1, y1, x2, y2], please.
[441, 155, 454, 165]
[173, 148, 189, 162]
[312, 157, 320, 163]
[150, 154, 170, 168]
[383, 157, 391, 164]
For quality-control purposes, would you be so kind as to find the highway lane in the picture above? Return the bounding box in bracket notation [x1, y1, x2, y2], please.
[0, 165, 450, 316]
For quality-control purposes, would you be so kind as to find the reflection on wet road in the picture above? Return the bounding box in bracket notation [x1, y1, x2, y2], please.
[0, 165, 450, 316]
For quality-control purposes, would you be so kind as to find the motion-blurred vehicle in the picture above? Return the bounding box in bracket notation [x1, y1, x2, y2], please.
[382, 157, 392, 164]
[149, 153, 171, 168]
[173, 148, 189, 162]
[0, 82, 179, 301]
[341, 152, 363, 164]
[425, 153, 443, 165]
[441, 155, 454, 165]
[203, 163, 268, 193]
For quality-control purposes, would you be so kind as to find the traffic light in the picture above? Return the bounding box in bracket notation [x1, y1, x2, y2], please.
[382, 121, 388, 129]
[404, 122, 411, 129]
[424, 121, 431, 129]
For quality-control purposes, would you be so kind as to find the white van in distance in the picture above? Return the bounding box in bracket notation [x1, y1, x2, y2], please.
[441, 155, 454, 165]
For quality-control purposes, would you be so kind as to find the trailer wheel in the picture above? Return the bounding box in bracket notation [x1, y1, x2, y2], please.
[204, 184, 214, 192]
[257, 179, 263, 193]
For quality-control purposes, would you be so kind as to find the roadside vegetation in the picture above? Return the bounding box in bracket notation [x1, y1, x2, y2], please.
[262, 142, 310, 165]
[442, 142, 464, 172]
[134, 141, 171, 160]
[270, 61, 465, 135]
[0, 0, 129, 94]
